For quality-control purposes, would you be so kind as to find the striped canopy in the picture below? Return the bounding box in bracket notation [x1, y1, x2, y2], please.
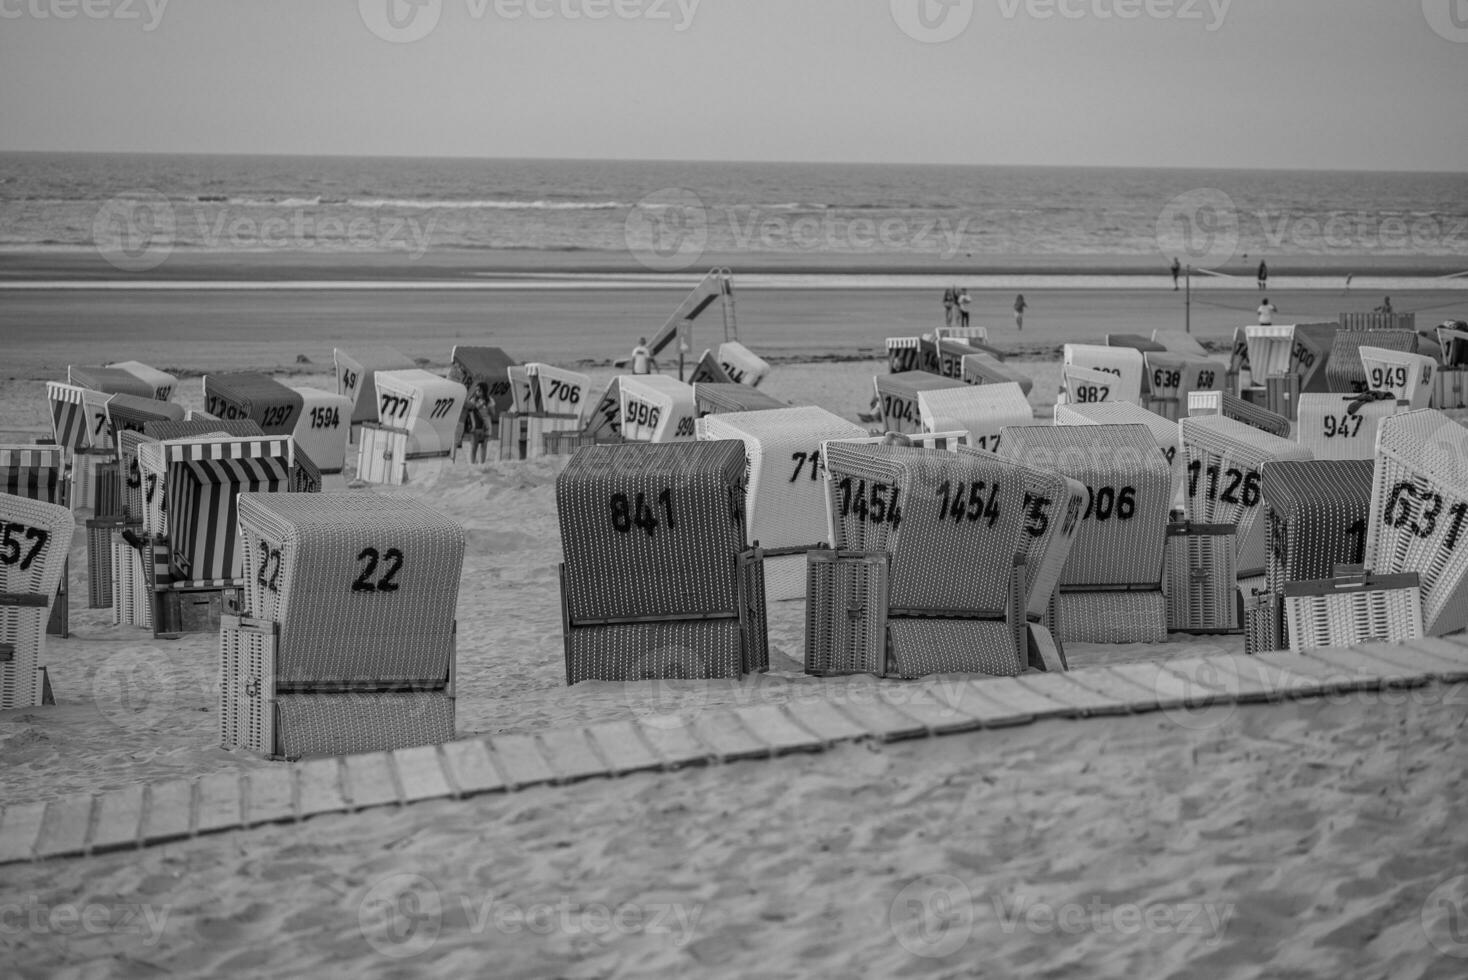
[165, 441, 293, 584]
[0, 446, 64, 504]
[46, 382, 89, 453]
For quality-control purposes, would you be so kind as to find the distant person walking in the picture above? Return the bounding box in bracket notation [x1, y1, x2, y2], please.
[1171, 257, 1182, 291]
[958, 288, 972, 328]
[1377, 296, 1394, 314]
[1013, 294, 1028, 332]
[943, 286, 957, 327]
[631, 337, 657, 375]
[1257, 260, 1269, 291]
[1257, 297, 1277, 326]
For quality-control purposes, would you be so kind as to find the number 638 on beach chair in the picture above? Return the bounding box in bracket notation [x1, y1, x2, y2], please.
[557, 441, 768, 685]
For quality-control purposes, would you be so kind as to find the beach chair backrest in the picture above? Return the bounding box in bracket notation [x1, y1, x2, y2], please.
[106, 361, 177, 402]
[77, 387, 116, 452]
[374, 370, 467, 457]
[161, 436, 294, 585]
[526, 364, 594, 423]
[718, 341, 771, 388]
[1358, 347, 1437, 410]
[1326, 330, 1417, 394]
[917, 383, 1033, 456]
[1064, 344, 1144, 403]
[1244, 325, 1296, 379]
[692, 383, 785, 417]
[1340, 312, 1415, 333]
[1437, 326, 1468, 368]
[1054, 401, 1184, 502]
[1062, 365, 1128, 406]
[68, 366, 155, 400]
[618, 376, 698, 444]
[1187, 390, 1293, 439]
[886, 337, 923, 375]
[873, 372, 967, 436]
[46, 382, 89, 454]
[289, 387, 353, 475]
[1261, 459, 1374, 599]
[449, 346, 517, 419]
[1294, 394, 1407, 461]
[1365, 410, 1468, 636]
[0, 492, 75, 600]
[334, 346, 415, 426]
[203, 373, 304, 436]
[106, 394, 184, 447]
[961, 354, 1035, 395]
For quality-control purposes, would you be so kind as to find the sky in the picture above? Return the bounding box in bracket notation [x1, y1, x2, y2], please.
[0, 0, 1465, 170]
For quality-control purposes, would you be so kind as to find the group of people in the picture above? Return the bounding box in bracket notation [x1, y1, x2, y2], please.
[942, 288, 1028, 331]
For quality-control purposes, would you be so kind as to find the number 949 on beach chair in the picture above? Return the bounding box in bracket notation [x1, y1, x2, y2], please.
[556, 441, 768, 685]
[222, 492, 464, 760]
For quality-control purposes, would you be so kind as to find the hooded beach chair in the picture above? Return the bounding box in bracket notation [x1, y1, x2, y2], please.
[287, 387, 352, 487]
[498, 365, 593, 460]
[1061, 365, 1129, 407]
[1063, 344, 1144, 406]
[105, 361, 177, 402]
[693, 383, 785, 417]
[960, 353, 1034, 395]
[222, 492, 463, 760]
[0, 493, 74, 708]
[873, 372, 967, 436]
[1143, 352, 1227, 422]
[1326, 330, 1417, 394]
[1055, 400, 1185, 512]
[811, 442, 1030, 678]
[997, 425, 1172, 644]
[1364, 410, 1468, 636]
[203, 373, 305, 436]
[1295, 393, 1408, 460]
[1151, 330, 1211, 359]
[557, 441, 768, 684]
[68, 365, 154, 400]
[449, 345, 518, 421]
[1358, 346, 1437, 410]
[1340, 312, 1415, 333]
[917, 383, 1033, 456]
[1188, 390, 1292, 440]
[716, 341, 771, 388]
[615, 376, 699, 444]
[335, 345, 415, 429]
[0, 446, 68, 647]
[357, 370, 466, 484]
[697, 407, 867, 602]
[1434, 326, 1468, 409]
[886, 337, 926, 375]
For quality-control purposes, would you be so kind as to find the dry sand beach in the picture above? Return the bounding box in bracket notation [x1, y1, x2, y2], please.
[2, 284, 1467, 978]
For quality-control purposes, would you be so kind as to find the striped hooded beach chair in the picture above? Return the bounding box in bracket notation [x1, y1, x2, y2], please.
[998, 425, 1172, 644]
[0, 492, 74, 708]
[1364, 410, 1468, 636]
[697, 407, 867, 602]
[556, 441, 768, 685]
[223, 492, 463, 759]
[811, 442, 1030, 678]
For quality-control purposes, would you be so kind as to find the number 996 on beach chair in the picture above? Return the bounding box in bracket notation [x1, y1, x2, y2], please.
[222, 492, 464, 760]
[1, 493, 74, 709]
[809, 443, 1032, 678]
[557, 441, 768, 685]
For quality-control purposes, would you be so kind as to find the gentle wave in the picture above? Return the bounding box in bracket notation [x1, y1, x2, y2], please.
[346, 198, 627, 210]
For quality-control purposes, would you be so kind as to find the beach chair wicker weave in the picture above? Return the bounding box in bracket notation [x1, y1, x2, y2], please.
[1358, 347, 1437, 410]
[873, 373, 966, 436]
[698, 407, 867, 600]
[1054, 401, 1184, 503]
[1283, 572, 1424, 653]
[1243, 589, 1283, 655]
[1262, 460, 1375, 602]
[203, 373, 305, 436]
[804, 550, 889, 676]
[68, 365, 155, 400]
[960, 354, 1035, 395]
[1325, 330, 1416, 394]
[1365, 410, 1468, 636]
[1180, 415, 1313, 577]
[288, 388, 352, 476]
[1164, 523, 1239, 633]
[917, 383, 1033, 456]
[693, 383, 785, 417]
[0, 493, 74, 708]
[557, 441, 768, 683]
[1295, 393, 1407, 461]
[105, 394, 184, 445]
[1188, 390, 1293, 439]
[997, 424, 1171, 644]
[1340, 312, 1415, 332]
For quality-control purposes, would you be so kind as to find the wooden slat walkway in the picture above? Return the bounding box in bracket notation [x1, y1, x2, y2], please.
[2, 637, 1465, 865]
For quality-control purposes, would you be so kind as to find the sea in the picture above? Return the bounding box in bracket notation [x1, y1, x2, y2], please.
[2, 154, 1466, 283]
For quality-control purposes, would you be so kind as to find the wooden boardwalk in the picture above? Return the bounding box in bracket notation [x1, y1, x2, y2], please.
[3, 638, 1467, 865]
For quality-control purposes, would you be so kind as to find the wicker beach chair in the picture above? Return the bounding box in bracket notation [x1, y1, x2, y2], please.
[873, 372, 967, 436]
[1325, 330, 1417, 394]
[886, 337, 924, 375]
[203, 373, 305, 435]
[1180, 415, 1314, 581]
[1054, 401, 1183, 503]
[814, 442, 1029, 677]
[1365, 410, 1468, 636]
[931, 338, 1005, 380]
[693, 383, 785, 417]
[1340, 312, 1415, 333]
[1163, 522, 1239, 633]
[358, 369, 466, 478]
[0, 492, 74, 708]
[449, 345, 518, 420]
[917, 383, 1033, 456]
[1064, 344, 1145, 405]
[105, 361, 177, 402]
[717, 341, 772, 388]
[525, 364, 594, 423]
[1061, 365, 1129, 407]
[0, 445, 68, 642]
[1151, 330, 1211, 359]
[1294, 393, 1407, 460]
[68, 365, 155, 400]
[1143, 353, 1226, 422]
[335, 345, 415, 427]
[614, 375, 699, 443]
[1188, 390, 1293, 439]
[698, 407, 867, 601]
[105, 394, 184, 447]
[1358, 347, 1437, 410]
[1261, 459, 1375, 604]
[287, 387, 352, 478]
[997, 425, 1172, 644]
[960, 353, 1035, 395]
[1283, 572, 1424, 653]
[223, 492, 464, 759]
[557, 441, 767, 684]
[687, 350, 733, 386]
[1107, 334, 1168, 354]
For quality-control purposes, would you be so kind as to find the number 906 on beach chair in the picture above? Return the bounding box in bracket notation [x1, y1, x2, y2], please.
[222, 493, 464, 760]
[810, 443, 1031, 678]
[998, 424, 1173, 644]
[696, 407, 867, 601]
[0, 493, 74, 708]
[557, 441, 768, 685]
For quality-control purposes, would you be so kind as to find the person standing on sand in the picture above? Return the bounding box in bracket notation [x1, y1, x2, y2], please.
[466, 384, 491, 464]
[943, 286, 957, 327]
[631, 337, 657, 375]
[1171, 257, 1182, 290]
[958, 288, 972, 328]
[1258, 297, 1277, 326]
[1013, 294, 1028, 332]
[1258, 260, 1269, 291]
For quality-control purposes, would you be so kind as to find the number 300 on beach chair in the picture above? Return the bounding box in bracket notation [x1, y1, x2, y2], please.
[222, 493, 464, 760]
